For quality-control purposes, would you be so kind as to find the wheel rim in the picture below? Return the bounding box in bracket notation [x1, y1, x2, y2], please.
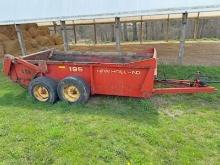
[33, 85, 49, 102]
[63, 85, 80, 102]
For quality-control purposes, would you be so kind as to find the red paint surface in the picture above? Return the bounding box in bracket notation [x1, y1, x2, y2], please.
[3, 48, 217, 98]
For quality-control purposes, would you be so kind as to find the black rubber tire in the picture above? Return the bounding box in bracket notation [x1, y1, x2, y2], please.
[28, 76, 58, 104]
[57, 76, 90, 104]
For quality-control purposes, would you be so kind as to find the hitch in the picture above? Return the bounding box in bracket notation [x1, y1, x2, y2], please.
[153, 71, 218, 95]
[191, 71, 220, 87]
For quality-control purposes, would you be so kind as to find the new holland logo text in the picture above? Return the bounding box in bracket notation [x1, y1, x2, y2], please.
[97, 69, 141, 75]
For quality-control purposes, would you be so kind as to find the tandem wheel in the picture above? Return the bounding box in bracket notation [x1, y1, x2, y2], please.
[28, 76, 58, 103]
[57, 76, 90, 104]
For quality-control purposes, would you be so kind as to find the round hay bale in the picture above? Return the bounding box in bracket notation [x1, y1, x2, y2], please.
[28, 27, 49, 38]
[24, 40, 32, 51]
[24, 39, 38, 50]
[28, 27, 38, 38]
[3, 40, 20, 55]
[37, 29, 49, 36]
[0, 26, 16, 40]
[51, 34, 63, 45]
[29, 39, 39, 48]
[54, 44, 64, 51]
[20, 24, 38, 31]
[24, 39, 39, 53]
[22, 31, 32, 39]
[0, 33, 10, 42]
[35, 36, 54, 47]
[0, 44, 4, 57]
[38, 26, 49, 33]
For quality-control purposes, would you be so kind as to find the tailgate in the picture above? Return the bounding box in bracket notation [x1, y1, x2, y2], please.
[3, 54, 47, 87]
[3, 54, 14, 76]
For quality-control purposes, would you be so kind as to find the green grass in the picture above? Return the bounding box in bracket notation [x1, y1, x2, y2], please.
[0, 64, 220, 165]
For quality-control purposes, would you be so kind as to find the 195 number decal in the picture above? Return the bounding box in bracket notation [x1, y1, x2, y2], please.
[69, 67, 83, 72]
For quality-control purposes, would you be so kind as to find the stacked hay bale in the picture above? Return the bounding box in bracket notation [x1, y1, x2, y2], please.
[0, 33, 18, 57]
[0, 44, 4, 57]
[0, 25, 17, 40]
[2, 40, 20, 55]
[22, 24, 62, 53]
[0, 24, 63, 57]
[51, 34, 63, 45]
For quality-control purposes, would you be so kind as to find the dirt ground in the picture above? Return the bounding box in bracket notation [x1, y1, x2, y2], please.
[68, 42, 220, 66]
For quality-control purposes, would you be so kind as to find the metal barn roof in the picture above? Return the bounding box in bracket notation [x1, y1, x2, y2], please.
[0, 0, 220, 25]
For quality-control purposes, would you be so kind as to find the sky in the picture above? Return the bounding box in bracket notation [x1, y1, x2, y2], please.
[0, 0, 220, 24]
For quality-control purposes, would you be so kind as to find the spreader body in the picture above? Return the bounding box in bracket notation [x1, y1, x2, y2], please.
[3, 48, 216, 101]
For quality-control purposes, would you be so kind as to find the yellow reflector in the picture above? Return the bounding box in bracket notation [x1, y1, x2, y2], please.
[58, 66, 66, 69]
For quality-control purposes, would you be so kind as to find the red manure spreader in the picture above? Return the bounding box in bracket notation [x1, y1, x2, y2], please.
[3, 48, 217, 104]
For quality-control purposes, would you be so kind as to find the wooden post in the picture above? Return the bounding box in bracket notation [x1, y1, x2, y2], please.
[139, 16, 143, 44]
[15, 24, 26, 56]
[145, 22, 148, 40]
[53, 21, 57, 34]
[101, 32, 104, 42]
[115, 17, 121, 51]
[132, 22, 138, 41]
[166, 14, 170, 42]
[111, 24, 115, 42]
[193, 12, 200, 40]
[73, 23, 77, 44]
[178, 12, 188, 64]
[60, 21, 69, 52]
[123, 23, 128, 41]
[93, 19, 97, 44]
